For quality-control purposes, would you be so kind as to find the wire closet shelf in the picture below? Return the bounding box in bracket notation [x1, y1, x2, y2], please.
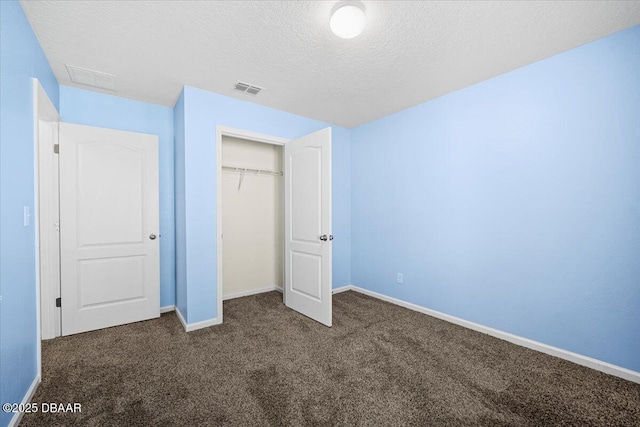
[222, 165, 283, 191]
[221, 165, 283, 176]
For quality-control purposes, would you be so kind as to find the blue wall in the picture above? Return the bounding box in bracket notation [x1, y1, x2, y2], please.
[59, 87, 176, 308]
[351, 26, 640, 372]
[0, 2, 59, 426]
[177, 86, 351, 323]
[173, 90, 188, 318]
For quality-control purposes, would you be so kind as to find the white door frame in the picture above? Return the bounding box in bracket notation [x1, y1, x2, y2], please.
[215, 126, 289, 324]
[33, 78, 61, 369]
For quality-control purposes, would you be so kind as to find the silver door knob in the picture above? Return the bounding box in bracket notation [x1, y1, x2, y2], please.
[329, 235, 334, 241]
[320, 235, 328, 241]
[149, 234, 157, 240]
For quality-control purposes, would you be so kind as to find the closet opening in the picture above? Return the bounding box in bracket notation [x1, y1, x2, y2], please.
[215, 125, 333, 326]
[221, 135, 284, 300]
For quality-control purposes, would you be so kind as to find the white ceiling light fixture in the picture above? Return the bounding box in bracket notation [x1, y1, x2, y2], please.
[330, 1, 367, 39]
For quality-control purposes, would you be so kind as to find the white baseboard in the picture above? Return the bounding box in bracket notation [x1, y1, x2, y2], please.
[343, 285, 640, 384]
[332, 285, 354, 294]
[223, 285, 282, 301]
[8, 375, 40, 427]
[160, 305, 175, 313]
[175, 307, 188, 330]
[175, 307, 221, 332]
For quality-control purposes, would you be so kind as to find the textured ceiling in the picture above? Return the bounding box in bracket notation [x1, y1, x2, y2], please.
[20, 1, 640, 128]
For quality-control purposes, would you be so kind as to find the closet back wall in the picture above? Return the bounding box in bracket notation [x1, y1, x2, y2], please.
[222, 136, 283, 298]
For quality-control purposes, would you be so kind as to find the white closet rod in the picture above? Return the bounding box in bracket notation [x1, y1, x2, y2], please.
[221, 165, 283, 176]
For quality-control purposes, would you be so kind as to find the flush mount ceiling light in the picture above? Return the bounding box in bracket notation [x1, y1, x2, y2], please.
[330, 1, 367, 39]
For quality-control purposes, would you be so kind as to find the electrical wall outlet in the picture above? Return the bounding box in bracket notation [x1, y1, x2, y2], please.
[396, 273, 404, 284]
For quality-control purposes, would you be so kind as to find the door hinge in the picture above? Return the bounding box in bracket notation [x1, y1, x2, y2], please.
[54, 221, 60, 231]
[55, 297, 61, 308]
[53, 144, 59, 154]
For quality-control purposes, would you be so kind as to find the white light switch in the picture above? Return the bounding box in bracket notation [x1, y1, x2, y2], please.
[396, 273, 403, 284]
[24, 206, 30, 227]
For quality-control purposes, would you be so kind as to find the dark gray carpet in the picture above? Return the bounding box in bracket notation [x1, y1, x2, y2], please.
[22, 291, 639, 426]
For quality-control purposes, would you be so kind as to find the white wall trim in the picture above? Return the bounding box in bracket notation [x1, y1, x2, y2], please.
[217, 125, 289, 146]
[332, 285, 354, 294]
[175, 307, 221, 332]
[223, 285, 283, 301]
[8, 375, 40, 427]
[160, 305, 175, 313]
[184, 317, 221, 332]
[175, 307, 188, 330]
[343, 285, 640, 384]
[216, 127, 223, 326]
[215, 125, 290, 328]
[33, 78, 61, 387]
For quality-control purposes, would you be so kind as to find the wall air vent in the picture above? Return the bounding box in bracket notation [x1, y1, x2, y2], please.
[66, 65, 117, 91]
[233, 81, 263, 96]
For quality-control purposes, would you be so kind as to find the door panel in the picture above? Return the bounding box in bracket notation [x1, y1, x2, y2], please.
[77, 143, 144, 246]
[284, 127, 332, 326]
[291, 147, 322, 243]
[78, 256, 145, 306]
[290, 251, 322, 300]
[59, 122, 159, 335]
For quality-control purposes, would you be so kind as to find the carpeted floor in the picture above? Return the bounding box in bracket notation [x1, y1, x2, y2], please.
[22, 290, 639, 426]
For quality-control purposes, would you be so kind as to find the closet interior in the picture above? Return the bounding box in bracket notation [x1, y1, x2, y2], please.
[221, 135, 284, 300]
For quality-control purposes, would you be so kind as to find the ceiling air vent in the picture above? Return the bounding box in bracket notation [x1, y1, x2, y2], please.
[233, 81, 263, 96]
[66, 65, 117, 91]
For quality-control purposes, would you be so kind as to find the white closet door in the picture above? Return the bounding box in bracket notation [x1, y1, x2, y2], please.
[59, 123, 160, 335]
[284, 127, 332, 326]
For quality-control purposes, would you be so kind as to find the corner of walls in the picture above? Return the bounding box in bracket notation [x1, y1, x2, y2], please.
[181, 87, 218, 324]
[173, 88, 188, 320]
[331, 126, 352, 287]
[0, 1, 59, 426]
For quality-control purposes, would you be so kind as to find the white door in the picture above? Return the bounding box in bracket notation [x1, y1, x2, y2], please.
[59, 123, 160, 335]
[284, 127, 332, 326]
